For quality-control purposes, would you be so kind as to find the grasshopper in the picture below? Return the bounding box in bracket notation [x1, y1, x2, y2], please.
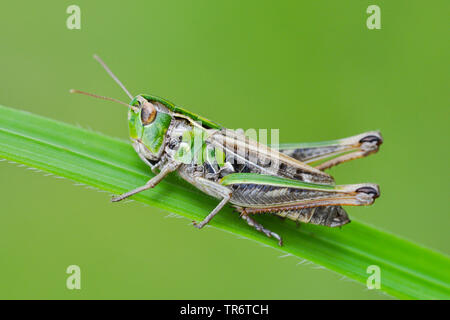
[71, 55, 382, 246]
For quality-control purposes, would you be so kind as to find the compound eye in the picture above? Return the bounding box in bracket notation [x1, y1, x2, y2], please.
[140, 101, 157, 125]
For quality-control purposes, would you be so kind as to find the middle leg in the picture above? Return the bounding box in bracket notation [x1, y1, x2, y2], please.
[193, 195, 230, 229]
[190, 177, 232, 229]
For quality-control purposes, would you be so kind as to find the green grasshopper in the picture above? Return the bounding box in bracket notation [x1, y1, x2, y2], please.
[71, 55, 382, 246]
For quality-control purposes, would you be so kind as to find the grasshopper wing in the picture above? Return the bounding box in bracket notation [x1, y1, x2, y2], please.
[207, 129, 335, 185]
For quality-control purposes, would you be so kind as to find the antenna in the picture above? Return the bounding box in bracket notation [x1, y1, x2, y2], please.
[69, 89, 139, 112]
[93, 54, 133, 100]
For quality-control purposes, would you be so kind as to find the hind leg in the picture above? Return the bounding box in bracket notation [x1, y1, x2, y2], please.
[240, 213, 283, 246]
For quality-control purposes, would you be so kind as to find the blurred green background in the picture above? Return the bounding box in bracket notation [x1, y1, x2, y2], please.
[0, 1, 448, 299]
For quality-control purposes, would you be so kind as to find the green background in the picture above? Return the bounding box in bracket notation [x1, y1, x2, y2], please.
[0, 1, 448, 299]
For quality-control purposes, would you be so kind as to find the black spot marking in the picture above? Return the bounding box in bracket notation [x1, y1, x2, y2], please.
[359, 135, 382, 146]
[356, 186, 380, 198]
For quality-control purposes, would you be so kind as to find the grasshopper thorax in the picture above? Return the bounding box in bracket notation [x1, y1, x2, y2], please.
[128, 95, 173, 161]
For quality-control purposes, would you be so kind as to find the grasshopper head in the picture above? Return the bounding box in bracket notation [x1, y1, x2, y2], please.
[71, 56, 174, 162]
[128, 95, 173, 161]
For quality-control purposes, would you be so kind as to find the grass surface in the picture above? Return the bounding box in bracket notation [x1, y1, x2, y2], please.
[1, 104, 449, 299]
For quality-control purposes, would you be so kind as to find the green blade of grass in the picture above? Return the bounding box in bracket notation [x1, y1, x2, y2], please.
[0, 104, 449, 299]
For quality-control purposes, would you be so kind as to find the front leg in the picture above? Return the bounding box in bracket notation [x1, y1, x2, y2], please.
[111, 162, 179, 202]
